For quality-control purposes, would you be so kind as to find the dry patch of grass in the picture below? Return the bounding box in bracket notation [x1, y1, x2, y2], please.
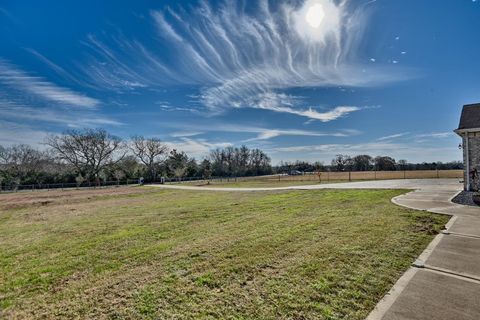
[0, 187, 449, 319]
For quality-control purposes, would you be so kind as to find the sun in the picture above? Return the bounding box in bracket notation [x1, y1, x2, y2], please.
[305, 4, 325, 28]
[293, 0, 341, 43]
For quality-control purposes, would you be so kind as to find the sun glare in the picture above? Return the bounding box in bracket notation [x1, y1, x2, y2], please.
[293, 0, 341, 43]
[305, 4, 325, 28]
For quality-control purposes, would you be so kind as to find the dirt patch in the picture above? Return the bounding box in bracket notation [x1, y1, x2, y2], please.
[0, 186, 155, 210]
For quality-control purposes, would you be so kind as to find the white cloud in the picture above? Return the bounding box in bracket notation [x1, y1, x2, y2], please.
[0, 99, 123, 128]
[376, 132, 410, 141]
[0, 59, 99, 108]
[163, 122, 361, 142]
[25, 48, 88, 87]
[244, 128, 356, 142]
[416, 132, 453, 139]
[170, 131, 204, 138]
[267, 141, 461, 163]
[165, 138, 232, 159]
[0, 120, 51, 147]
[80, 0, 413, 118]
[252, 92, 360, 121]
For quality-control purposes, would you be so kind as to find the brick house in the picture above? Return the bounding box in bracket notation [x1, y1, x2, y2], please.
[454, 103, 480, 191]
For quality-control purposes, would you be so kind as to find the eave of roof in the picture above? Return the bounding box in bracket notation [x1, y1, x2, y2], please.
[457, 103, 480, 130]
[454, 128, 480, 136]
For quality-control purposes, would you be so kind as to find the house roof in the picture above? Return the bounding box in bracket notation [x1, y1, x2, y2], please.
[457, 103, 480, 131]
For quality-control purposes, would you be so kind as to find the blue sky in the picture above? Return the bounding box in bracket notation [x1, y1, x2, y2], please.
[1, 0, 479, 163]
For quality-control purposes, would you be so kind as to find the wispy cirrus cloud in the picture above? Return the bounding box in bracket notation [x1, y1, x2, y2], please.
[25, 48, 89, 87]
[0, 99, 122, 128]
[170, 131, 204, 138]
[163, 122, 361, 142]
[80, 0, 413, 120]
[244, 127, 358, 142]
[253, 92, 360, 121]
[376, 132, 410, 141]
[416, 132, 453, 139]
[0, 59, 99, 108]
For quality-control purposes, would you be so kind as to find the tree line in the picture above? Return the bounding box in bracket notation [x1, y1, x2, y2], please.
[277, 155, 462, 173]
[0, 129, 272, 187]
[0, 128, 462, 187]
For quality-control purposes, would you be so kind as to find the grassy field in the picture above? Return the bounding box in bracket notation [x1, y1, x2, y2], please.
[0, 186, 449, 319]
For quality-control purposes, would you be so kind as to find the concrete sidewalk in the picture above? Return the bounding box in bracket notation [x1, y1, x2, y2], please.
[151, 179, 480, 319]
[367, 181, 480, 320]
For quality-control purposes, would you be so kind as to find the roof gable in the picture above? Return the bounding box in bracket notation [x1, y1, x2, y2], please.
[457, 103, 480, 130]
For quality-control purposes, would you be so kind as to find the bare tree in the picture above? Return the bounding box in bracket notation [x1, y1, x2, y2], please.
[331, 154, 352, 172]
[0, 145, 45, 182]
[46, 129, 126, 181]
[0, 145, 8, 164]
[130, 136, 168, 181]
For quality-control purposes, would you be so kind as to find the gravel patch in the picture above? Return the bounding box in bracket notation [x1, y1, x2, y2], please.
[452, 191, 480, 207]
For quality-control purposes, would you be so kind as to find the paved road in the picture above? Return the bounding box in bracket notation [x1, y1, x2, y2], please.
[150, 179, 480, 320]
[149, 178, 460, 192]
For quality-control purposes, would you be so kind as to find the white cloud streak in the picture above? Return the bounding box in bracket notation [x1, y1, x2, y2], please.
[0, 99, 122, 128]
[170, 131, 204, 138]
[0, 59, 99, 108]
[244, 128, 356, 142]
[163, 122, 361, 142]
[376, 132, 410, 141]
[416, 132, 453, 139]
[252, 92, 360, 121]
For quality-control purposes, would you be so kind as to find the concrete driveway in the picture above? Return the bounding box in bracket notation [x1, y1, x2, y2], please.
[150, 179, 480, 320]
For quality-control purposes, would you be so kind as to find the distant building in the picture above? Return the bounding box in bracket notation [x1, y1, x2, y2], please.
[455, 103, 480, 191]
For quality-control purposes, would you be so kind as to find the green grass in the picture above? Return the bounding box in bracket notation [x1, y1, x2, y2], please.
[0, 188, 449, 319]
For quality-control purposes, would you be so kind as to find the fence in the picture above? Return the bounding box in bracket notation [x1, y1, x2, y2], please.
[0, 175, 268, 193]
[0, 179, 140, 193]
[273, 170, 463, 182]
[0, 170, 463, 193]
[164, 170, 464, 185]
